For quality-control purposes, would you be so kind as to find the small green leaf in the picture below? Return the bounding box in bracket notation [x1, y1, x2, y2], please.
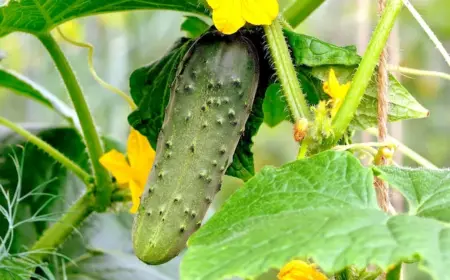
[0, 0, 209, 37]
[0, 67, 77, 124]
[284, 30, 361, 67]
[181, 151, 450, 280]
[311, 66, 429, 129]
[263, 84, 289, 127]
[181, 16, 210, 38]
[377, 166, 450, 223]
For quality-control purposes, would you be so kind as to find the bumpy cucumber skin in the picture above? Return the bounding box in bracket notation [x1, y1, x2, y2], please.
[132, 33, 260, 265]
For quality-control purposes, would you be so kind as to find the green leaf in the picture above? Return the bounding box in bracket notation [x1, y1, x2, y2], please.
[225, 90, 264, 181]
[181, 151, 450, 280]
[0, 0, 209, 37]
[310, 66, 429, 129]
[262, 70, 324, 128]
[284, 30, 361, 67]
[0, 67, 77, 124]
[377, 166, 450, 223]
[128, 39, 193, 148]
[263, 84, 289, 127]
[284, 30, 428, 128]
[181, 16, 210, 38]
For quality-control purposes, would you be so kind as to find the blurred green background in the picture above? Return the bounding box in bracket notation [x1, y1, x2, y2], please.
[0, 0, 448, 279]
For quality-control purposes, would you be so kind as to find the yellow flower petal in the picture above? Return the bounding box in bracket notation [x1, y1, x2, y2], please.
[278, 260, 327, 280]
[129, 179, 144, 214]
[241, 0, 279, 25]
[99, 150, 133, 185]
[127, 129, 155, 186]
[211, 0, 246, 34]
[323, 69, 341, 99]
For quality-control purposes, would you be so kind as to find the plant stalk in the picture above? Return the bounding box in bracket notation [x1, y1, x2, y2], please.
[283, 0, 326, 28]
[366, 128, 437, 169]
[264, 20, 311, 122]
[0, 116, 92, 184]
[37, 32, 112, 211]
[329, 0, 403, 146]
[30, 192, 95, 262]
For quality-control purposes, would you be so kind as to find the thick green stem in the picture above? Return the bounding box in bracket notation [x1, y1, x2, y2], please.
[283, 0, 326, 28]
[37, 32, 111, 211]
[0, 116, 92, 184]
[30, 192, 95, 262]
[330, 0, 403, 145]
[264, 20, 311, 122]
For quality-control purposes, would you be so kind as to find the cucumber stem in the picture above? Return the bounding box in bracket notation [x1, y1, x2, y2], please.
[37, 32, 112, 211]
[264, 19, 311, 122]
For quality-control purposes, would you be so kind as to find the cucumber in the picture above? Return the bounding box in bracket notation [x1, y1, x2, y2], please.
[132, 33, 260, 265]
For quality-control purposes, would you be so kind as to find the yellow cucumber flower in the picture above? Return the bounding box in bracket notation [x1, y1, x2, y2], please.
[207, 0, 279, 35]
[322, 69, 351, 118]
[278, 260, 328, 280]
[100, 129, 155, 213]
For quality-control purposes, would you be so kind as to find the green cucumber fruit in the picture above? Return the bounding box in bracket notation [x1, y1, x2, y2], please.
[132, 32, 260, 265]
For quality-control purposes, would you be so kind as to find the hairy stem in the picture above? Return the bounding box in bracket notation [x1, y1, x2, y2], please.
[283, 0, 326, 28]
[330, 0, 403, 145]
[264, 20, 311, 122]
[37, 32, 112, 211]
[30, 192, 95, 262]
[0, 116, 92, 184]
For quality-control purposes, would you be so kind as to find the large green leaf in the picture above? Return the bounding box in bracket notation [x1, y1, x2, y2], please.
[181, 151, 450, 280]
[0, 67, 77, 125]
[377, 166, 450, 223]
[0, 0, 209, 37]
[311, 66, 429, 129]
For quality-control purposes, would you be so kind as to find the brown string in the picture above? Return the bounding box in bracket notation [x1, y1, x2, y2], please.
[375, 0, 390, 213]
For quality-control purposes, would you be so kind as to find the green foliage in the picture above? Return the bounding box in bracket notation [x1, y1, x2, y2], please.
[0, 127, 123, 252]
[263, 84, 289, 127]
[285, 30, 361, 67]
[377, 166, 450, 222]
[262, 30, 428, 129]
[0, 67, 77, 124]
[0, 0, 209, 37]
[128, 39, 193, 148]
[311, 66, 429, 129]
[181, 151, 450, 280]
[181, 16, 210, 38]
